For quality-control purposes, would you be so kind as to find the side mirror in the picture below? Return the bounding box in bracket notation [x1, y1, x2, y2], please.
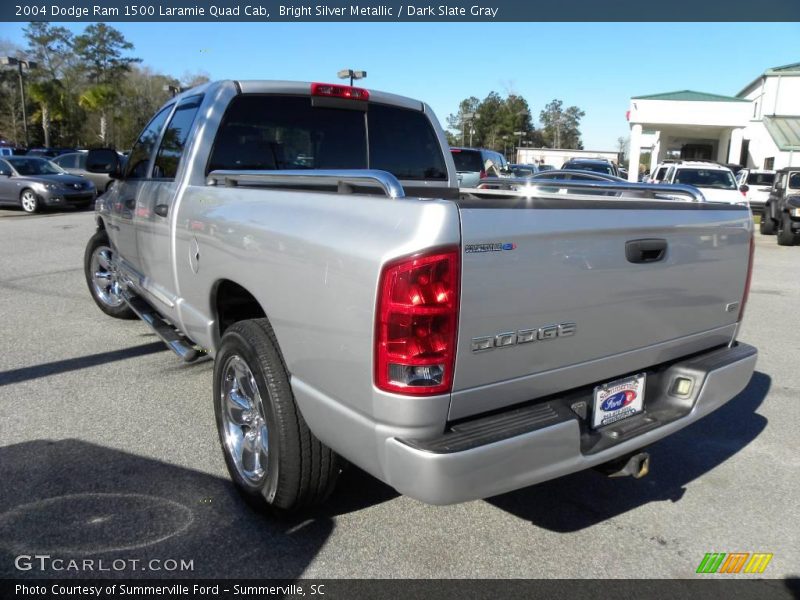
[86, 148, 122, 179]
[739, 184, 749, 193]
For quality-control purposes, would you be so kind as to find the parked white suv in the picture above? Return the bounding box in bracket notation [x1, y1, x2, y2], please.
[736, 169, 775, 215]
[648, 161, 673, 184]
[663, 161, 745, 204]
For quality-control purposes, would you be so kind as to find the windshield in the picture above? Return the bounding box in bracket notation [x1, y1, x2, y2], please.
[789, 172, 800, 189]
[674, 168, 736, 189]
[451, 150, 483, 173]
[8, 157, 65, 175]
[746, 172, 775, 186]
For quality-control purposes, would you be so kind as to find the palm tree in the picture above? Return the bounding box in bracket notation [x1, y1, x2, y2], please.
[78, 84, 115, 144]
[28, 79, 64, 148]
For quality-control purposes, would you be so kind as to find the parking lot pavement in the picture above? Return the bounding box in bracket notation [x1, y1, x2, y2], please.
[0, 209, 798, 581]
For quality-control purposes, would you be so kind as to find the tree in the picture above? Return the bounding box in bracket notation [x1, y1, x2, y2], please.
[446, 92, 538, 154]
[28, 79, 64, 147]
[73, 24, 140, 145]
[539, 99, 585, 149]
[446, 96, 480, 146]
[78, 84, 116, 144]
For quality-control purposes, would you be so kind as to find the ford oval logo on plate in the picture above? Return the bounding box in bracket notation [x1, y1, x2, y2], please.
[592, 374, 646, 429]
[600, 390, 637, 412]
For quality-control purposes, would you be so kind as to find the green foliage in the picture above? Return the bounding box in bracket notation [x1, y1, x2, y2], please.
[447, 91, 583, 155]
[539, 99, 585, 150]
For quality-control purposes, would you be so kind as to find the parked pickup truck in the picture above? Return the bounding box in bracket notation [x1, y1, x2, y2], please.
[83, 81, 757, 512]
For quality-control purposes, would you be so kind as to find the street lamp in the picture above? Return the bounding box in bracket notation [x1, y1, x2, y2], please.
[337, 69, 366, 87]
[462, 111, 477, 146]
[163, 84, 183, 97]
[0, 56, 38, 147]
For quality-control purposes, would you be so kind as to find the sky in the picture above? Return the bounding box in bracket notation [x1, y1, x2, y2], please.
[1, 21, 799, 149]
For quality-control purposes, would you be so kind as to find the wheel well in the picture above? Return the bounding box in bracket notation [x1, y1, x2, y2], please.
[214, 280, 266, 338]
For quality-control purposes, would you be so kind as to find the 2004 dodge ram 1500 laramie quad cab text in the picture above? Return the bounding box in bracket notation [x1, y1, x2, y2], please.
[82, 80, 757, 512]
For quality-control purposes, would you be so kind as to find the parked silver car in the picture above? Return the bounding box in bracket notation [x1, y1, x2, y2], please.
[52, 152, 116, 194]
[0, 156, 96, 213]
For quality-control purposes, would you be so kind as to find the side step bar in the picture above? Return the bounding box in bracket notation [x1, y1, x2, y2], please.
[122, 291, 205, 363]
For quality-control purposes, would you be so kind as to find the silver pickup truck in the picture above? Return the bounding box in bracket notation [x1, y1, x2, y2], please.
[83, 80, 757, 512]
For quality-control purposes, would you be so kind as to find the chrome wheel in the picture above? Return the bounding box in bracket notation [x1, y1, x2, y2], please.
[20, 190, 38, 213]
[220, 355, 269, 487]
[89, 245, 124, 308]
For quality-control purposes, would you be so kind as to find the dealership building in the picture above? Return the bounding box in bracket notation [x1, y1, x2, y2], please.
[626, 62, 800, 181]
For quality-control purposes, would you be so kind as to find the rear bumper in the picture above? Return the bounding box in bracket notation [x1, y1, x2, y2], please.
[384, 343, 757, 505]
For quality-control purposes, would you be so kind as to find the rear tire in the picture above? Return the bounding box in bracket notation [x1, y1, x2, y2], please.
[777, 213, 797, 246]
[760, 210, 776, 235]
[214, 318, 340, 513]
[84, 230, 136, 319]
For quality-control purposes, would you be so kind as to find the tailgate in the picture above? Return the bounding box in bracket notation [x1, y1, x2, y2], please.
[451, 199, 752, 420]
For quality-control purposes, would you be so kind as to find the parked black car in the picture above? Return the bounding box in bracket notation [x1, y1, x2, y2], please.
[760, 167, 800, 246]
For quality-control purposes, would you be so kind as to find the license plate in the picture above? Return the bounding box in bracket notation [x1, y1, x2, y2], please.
[592, 374, 646, 429]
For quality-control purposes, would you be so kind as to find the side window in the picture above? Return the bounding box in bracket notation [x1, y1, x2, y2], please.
[0, 159, 11, 175]
[153, 95, 203, 180]
[55, 154, 76, 169]
[789, 173, 800, 190]
[124, 105, 174, 179]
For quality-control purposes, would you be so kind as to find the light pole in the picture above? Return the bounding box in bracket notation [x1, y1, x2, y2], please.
[461, 111, 477, 146]
[163, 84, 183, 97]
[337, 69, 366, 87]
[502, 134, 509, 160]
[0, 57, 38, 147]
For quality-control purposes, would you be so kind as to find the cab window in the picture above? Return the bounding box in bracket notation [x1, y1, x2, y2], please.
[153, 95, 203, 180]
[125, 105, 173, 179]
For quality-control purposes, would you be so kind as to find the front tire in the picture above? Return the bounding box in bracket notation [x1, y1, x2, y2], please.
[84, 230, 136, 319]
[20, 189, 40, 214]
[777, 212, 797, 246]
[214, 318, 340, 513]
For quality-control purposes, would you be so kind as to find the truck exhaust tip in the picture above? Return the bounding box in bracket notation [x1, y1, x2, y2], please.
[595, 451, 651, 479]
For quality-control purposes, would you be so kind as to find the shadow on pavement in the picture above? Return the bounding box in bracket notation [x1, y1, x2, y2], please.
[0, 342, 168, 387]
[487, 371, 771, 532]
[0, 439, 395, 578]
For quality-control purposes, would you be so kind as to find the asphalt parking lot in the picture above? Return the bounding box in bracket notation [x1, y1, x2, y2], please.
[0, 207, 798, 582]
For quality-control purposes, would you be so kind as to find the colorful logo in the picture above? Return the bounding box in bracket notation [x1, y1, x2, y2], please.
[696, 552, 773, 574]
[601, 390, 637, 412]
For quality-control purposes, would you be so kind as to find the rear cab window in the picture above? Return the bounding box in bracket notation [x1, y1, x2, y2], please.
[746, 172, 775, 186]
[675, 169, 736, 189]
[207, 95, 447, 181]
[451, 150, 483, 173]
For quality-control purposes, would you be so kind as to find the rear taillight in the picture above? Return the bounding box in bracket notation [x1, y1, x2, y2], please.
[375, 248, 460, 396]
[738, 232, 755, 322]
[479, 169, 487, 179]
[310, 82, 369, 101]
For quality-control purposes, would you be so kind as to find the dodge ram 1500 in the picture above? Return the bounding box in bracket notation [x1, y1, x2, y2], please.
[83, 80, 757, 511]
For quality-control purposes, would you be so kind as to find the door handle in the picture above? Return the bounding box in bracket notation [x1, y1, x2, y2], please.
[154, 204, 169, 218]
[626, 238, 667, 264]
